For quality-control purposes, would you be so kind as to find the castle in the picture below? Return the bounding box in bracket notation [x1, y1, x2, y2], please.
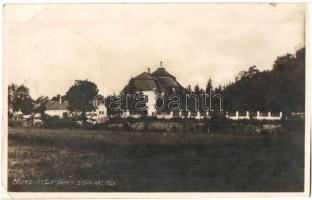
[124, 61, 184, 116]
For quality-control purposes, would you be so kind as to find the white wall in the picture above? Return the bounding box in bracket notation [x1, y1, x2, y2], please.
[143, 91, 157, 116]
[96, 104, 107, 118]
[45, 110, 68, 118]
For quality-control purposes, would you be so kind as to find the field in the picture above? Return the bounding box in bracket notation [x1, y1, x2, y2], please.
[8, 128, 304, 192]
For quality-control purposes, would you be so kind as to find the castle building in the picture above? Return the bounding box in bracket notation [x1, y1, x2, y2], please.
[124, 62, 184, 116]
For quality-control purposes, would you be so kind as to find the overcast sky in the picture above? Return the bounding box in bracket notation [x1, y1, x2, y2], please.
[4, 4, 305, 99]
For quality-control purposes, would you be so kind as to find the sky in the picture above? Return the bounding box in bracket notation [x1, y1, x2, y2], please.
[4, 3, 306, 99]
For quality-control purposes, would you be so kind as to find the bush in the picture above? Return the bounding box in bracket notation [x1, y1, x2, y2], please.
[44, 118, 79, 129]
[8, 120, 23, 127]
[281, 119, 304, 136]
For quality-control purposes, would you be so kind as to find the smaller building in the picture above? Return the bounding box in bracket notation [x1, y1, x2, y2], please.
[45, 98, 69, 118]
[33, 113, 43, 127]
[96, 103, 108, 123]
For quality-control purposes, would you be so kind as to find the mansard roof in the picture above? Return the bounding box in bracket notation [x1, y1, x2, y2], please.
[151, 67, 175, 78]
[131, 72, 161, 91]
[126, 67, 184, 93]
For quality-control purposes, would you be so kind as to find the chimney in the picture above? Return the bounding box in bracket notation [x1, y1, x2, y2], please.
[59, 95, 62, 105]
[147, 68, 150, 74]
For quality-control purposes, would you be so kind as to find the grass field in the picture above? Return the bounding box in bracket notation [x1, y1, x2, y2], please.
[8, 128, 304, 192]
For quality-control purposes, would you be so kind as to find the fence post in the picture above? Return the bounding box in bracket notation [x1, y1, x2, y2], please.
[124, 110, 130, 118]
[197, 111, 200, 119]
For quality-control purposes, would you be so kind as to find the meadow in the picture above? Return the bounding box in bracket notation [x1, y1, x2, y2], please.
[8, 127, 304, 192]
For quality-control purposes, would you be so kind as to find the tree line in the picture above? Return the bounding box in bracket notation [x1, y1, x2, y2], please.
[8, 47, 305, 118]
[222, 47, 305, 114]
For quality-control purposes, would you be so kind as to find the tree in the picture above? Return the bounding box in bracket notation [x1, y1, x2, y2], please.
[222, 47, 305, 114]
[122, 79, 136, 95]
[206, 78, 213, 94]
[121, 79, 139, 113]
[194, 84, 200, 95]
[65, 80, 99, 121]
[8, 84, 33, 115]
[33, 96, 49, 119]
[235, 65, 259, 82]
[186, 85, 192, 93]
[8, 84, 18, 111]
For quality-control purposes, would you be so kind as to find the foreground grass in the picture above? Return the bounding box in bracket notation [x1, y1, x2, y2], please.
[8, 128, 304, 192]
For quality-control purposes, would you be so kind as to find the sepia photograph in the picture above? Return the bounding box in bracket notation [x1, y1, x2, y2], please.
[2, 3, 310, 197]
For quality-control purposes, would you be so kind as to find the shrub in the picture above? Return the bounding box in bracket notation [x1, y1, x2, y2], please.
[44, 118, 79, 129]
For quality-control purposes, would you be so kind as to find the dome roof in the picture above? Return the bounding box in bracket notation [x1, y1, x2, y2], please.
[124, 67, 184, 93]
[131, 72, 161, 91]
[151, 67, 175, 78]
[133, 72, 156, 80]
